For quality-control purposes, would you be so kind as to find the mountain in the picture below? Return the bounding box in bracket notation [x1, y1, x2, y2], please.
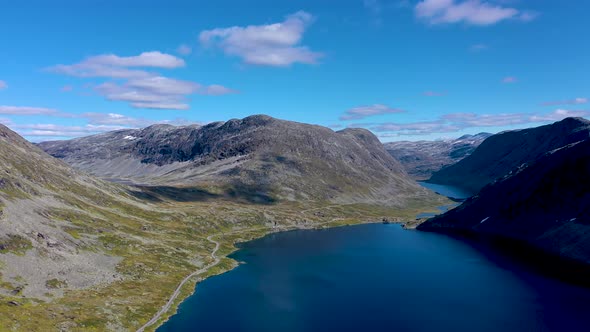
[39, 115, 431, 205]
[383, 133, 491, 180]
[419, 136, 590, 266]
[428, 118, 590, 194]
[0, 123, 141, 300]
[2, 118, 447, 330]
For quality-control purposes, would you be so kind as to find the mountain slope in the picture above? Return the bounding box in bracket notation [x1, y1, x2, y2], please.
[0, 123, 133, 298]
[428, 118, 590, 194]
[384, 133, 491, 180]
[2, 121, 447, 330]
[40, 115, 429, 205]
[419, 137, 590, 265]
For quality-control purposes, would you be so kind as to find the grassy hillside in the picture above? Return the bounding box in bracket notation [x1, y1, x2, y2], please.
[0, 124, 448, 331]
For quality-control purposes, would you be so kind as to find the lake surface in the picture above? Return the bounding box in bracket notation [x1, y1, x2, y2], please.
[158, 224, 590, 332]
[418, 182, 472, 200]
[415, 182, 467, 218]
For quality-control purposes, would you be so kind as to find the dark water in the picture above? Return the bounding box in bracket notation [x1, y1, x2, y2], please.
[158, 224, 590, 332]
[415, 204, 458, 219]
[418, 182, 472, 200]
[415, 182, 467, 218]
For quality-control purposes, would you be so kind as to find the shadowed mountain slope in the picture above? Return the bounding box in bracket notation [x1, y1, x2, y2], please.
[419, 136, 590, 265]
[428, 117, 590, 194]
[40, 115, 432, 205]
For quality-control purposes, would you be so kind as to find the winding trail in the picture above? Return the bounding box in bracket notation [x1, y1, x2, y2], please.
[136, 234, 221, 332]
[137, 212, 344, 332]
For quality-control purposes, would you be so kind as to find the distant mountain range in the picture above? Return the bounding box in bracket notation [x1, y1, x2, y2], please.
[384, 133, 491, 180]
[40, 115, 432, 205]
[428, 118, 590, 194]
[420, 117, 590, 266]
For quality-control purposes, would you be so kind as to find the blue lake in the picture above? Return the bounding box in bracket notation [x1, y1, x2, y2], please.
[418, 182, 473, 200]
[158, 224, 590, 332]
[415, 182, 469, 218]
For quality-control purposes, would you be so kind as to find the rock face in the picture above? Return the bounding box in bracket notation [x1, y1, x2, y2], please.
[39, 115, 430, 204]
[384, 133, 491, 180]
[419, 134, 590, 265]
[428, 118, 590, 194]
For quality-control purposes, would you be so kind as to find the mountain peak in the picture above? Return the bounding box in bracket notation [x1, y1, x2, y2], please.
[553, 116, 590, 130]
[39, 115, 425, 204]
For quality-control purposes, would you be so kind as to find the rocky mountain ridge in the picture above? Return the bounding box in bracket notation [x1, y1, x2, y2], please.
[384, 133, 491, 180]
[40, 115, 431, 205]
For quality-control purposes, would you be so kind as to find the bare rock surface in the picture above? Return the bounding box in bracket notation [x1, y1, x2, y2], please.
[39, 115, 431, 205]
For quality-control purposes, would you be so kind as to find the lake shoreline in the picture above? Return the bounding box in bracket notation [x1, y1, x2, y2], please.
[156, 221, 590, 332]
[148, 218, 393, 332]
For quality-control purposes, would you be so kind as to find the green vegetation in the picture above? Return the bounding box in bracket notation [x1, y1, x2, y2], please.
[45, 279, 67, 289]
[0, 234, 33, 255]
[0, 120, 451, 331]
[0, 193, 449, 331]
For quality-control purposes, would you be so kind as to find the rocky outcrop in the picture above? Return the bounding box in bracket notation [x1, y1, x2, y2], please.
[384, 133, 491, 180]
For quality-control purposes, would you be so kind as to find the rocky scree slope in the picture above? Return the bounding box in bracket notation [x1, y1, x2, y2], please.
[384, 133, 491, 180]
[428, 117, 590, 194]
[0, 123, 144, 300]
[40, 115, 431, 205]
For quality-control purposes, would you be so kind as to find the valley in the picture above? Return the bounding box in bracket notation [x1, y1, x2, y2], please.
[2, 115, 590, 331]
[2, 3, 588, 330]
[0, 119, 447, 331]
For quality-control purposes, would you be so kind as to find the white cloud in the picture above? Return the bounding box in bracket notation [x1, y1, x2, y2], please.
[94, 77, 235, 110]
[470, 43, 489, 52]
[502, 76, 517, 83]
[12, 114, 201, 140]
[204, 84, 237, 96]
[48, 51, 185, 79]
[340, 104, 405, 120]
[81, 112, 155, 127]
[542, 97, 588, 106]
[0, 106, 60, 116]
[0, 80, 7, 90]
[177, 44, 192, 56]
[89, 51, 185, 68]
[415, 0, 534, 26]
[529, 109, 590, 122]
[49, 63, 152, 79]
[199, 11, 323, 67]
[49, 51, 235, 110]
[365, 109, 590, 136]
[61, 85, 73, 92]
[127, 76, 201, 95]
[129, 102, 191, 110]
[13, 123, 129, 139]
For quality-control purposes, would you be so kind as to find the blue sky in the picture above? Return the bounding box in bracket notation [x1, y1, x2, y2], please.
[0, 0, 588, 142]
